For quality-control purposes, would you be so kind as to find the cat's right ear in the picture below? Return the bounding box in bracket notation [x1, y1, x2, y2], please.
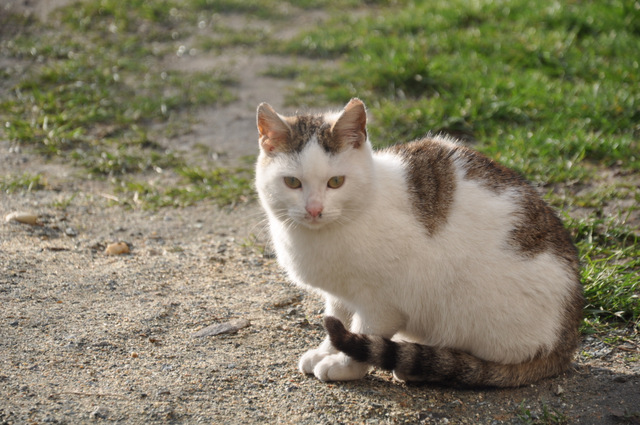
[257, 103, 291, 154]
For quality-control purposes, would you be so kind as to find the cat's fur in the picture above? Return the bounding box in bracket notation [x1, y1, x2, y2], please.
[255, 98, 584, 387]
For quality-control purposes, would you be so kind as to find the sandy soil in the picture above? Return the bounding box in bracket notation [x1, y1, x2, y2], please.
[1, 1, 639, 424]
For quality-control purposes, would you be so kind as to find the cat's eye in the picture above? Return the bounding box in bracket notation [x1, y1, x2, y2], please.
[327, 176, 345, 189]
[284, 176, 302, 189]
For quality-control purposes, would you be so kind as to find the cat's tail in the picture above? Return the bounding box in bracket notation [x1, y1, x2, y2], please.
[324, 316, 575, 388]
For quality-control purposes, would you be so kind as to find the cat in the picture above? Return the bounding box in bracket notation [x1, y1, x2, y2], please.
[255, 98, 584, 387]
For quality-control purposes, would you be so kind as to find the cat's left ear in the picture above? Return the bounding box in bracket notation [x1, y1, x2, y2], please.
[257, 103, 292, 154]
[331, 98, 367, 149]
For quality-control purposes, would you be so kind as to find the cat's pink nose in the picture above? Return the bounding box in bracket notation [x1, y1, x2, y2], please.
[306, 202, 323, 218]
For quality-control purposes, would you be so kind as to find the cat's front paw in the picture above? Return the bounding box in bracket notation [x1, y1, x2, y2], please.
[313, 353, 370, 381]
[299, 347, 332, 374]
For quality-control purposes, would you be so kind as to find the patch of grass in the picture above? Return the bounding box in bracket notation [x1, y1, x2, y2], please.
[192, 0, 289, 18]
[565, 184, 638, 210]
[191, 0, 370, 16]
[517, 400, 569, 425]
[60, 0, 179, 42]
[50, 194, 77, 211]
[0, 173, 47, 194]
[570, 214, 640, 331]
[195, 23, 271, 51]
[0, 0, 247, 207]
[176, 165, 254, 205]
[262, 64, 305, 79]
[1, 27, 235, 171]
[74, 146, 181, 177]
[115, 166, 254, 209]
[0, 0, 273, 208]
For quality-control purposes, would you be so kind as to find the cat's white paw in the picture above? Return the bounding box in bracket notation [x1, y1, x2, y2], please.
[392, 370, 409, 382]
[299, 347, 332, 374]
[313, 353, 370, 381]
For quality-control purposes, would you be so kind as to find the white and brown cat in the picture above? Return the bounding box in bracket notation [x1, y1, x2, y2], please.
[255, 98, 583, 387]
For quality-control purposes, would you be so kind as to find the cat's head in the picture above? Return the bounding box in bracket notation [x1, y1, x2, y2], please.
[255, 98, 374, 230]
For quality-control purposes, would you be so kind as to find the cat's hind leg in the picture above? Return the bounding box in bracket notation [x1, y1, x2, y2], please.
[299, 295, 352, 374]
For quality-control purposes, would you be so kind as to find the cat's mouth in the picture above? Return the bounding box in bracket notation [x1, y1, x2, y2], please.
[295, 213, 329, 229]
[302, 216, 325, 228]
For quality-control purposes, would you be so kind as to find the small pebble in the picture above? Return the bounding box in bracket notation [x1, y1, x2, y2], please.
[65, 227, 77, 237]
[90, 406, 109, 419]
[105, 242, 130, 255]
[271, 295, 302, 308]
[194, 319, 250, 337]
[5, 212, 38, 225]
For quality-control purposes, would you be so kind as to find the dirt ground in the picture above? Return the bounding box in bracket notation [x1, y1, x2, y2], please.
[1, 1, 639, 424]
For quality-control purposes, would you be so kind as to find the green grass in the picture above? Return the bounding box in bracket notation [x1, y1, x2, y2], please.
[1, 29, 235, 174]
[115, 166, 254, 209]
[517, 400, 569, 425]
[0, 173, 47, 194]
[0, 0, 246, 206]
[572, 214, 639, 330]
[50, 194, 77, 211]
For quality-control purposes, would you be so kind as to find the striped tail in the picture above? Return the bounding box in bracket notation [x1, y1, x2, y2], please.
[324, 316, 576, 388]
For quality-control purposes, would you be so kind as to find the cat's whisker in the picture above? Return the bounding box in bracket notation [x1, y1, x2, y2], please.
[248, 216, 269, 236]
[270, 211, 300, 233]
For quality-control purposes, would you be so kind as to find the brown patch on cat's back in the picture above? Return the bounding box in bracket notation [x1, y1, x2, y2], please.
[386, 138, 457, 236]
[452, 144, 580, 273]
[452, 144, 526, 192]
[512, 188, 581, 272]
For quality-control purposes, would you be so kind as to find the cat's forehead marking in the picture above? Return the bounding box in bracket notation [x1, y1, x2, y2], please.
[286, 114, 343, 155]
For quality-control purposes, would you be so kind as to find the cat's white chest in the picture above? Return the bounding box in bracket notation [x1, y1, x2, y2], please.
[270, 198, 422, 302]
